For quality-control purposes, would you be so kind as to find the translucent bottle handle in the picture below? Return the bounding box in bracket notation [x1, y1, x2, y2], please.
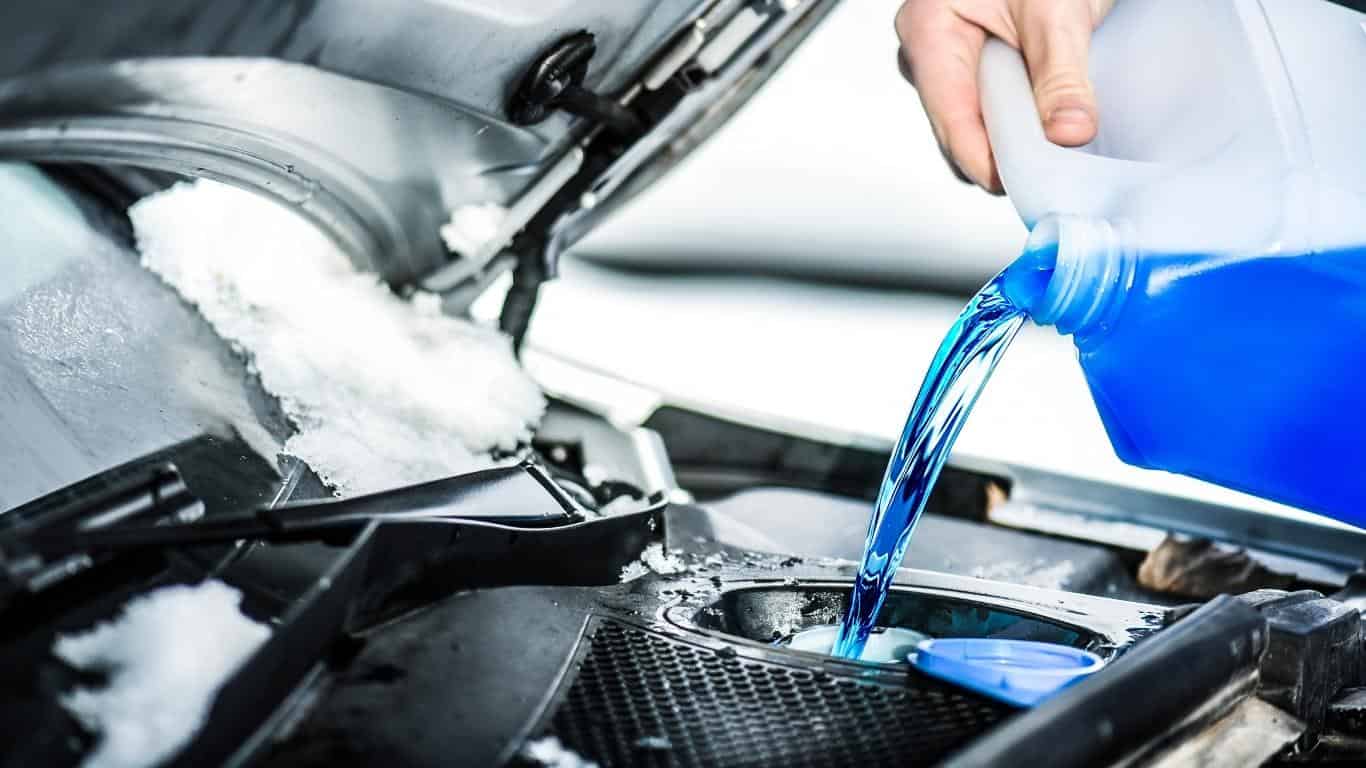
[979, 39, 1164, 227]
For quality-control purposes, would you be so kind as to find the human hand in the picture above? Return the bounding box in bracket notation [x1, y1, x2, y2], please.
[894, 0, 1115, 192]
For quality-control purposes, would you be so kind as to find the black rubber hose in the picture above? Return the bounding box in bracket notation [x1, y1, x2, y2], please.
[499, 252, 545, 354]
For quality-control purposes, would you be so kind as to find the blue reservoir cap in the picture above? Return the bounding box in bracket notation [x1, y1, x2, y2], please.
[908, 638, 1103, 708]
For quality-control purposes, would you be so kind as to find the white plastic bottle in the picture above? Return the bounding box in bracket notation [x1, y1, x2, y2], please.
[980, 0, 1366, 526]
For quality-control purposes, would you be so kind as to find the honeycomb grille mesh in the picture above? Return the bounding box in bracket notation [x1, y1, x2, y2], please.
[541, 620, 1009, 767]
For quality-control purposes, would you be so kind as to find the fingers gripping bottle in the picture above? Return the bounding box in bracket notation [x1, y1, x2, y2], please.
[981, 0, 1366, 527]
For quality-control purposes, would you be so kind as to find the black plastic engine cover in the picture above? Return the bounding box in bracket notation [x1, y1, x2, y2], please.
[261, 505, 1166, 768]
[265, 584, 1014, 768]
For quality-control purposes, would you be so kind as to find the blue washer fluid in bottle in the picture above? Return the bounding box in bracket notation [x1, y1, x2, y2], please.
[978, 0, 1366, 527]
[1002, 217, 1366, 527]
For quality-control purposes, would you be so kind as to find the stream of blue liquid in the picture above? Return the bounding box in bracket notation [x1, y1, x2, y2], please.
[832, 273, 1026, 660]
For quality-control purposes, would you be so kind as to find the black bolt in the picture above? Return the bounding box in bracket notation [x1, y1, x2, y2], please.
[507, 30, 643, 137]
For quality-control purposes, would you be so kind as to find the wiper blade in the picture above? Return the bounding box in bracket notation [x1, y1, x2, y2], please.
[44, 463, 579, 546]
[0, 460, 200, 598]
[1, 460, 585, 603]
[1, 460, 200, 535]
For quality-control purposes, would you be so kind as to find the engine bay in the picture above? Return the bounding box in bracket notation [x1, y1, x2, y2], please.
[3, 390, 1364, 767]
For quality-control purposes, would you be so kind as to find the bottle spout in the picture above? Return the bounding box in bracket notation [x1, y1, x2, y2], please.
[1000, 236, 1058, 318]
[1002, 215, 1132, 338]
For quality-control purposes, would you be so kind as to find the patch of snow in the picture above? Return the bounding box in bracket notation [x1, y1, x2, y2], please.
[816, 557, 860, 568]
[131, 181, 545, 495]
[521, 736, 599, 768]
[634, 735, 671, 751]
[618, 560, 650, 582]
[53, 581, 270, 768]
[580, 464, 608, 486]
[598, 496, 648, 516]
[971, 559, 1076, 590]
[439, 203, 507, 257]
[641, 543, 687, 574]
[618, 543, 688, 582]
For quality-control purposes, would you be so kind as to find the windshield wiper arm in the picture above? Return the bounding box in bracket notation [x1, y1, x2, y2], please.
[1, 459, 585, 604]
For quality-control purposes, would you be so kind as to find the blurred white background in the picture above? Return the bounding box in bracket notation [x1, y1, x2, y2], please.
[527, 0, 1342, 527]
[576, 0, 1024, 290]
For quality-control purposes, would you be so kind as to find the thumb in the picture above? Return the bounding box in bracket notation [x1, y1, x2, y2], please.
[1016, 1, 1101, 147]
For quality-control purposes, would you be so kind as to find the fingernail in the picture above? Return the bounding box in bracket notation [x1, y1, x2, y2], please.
[1048, 106, 1092, 126]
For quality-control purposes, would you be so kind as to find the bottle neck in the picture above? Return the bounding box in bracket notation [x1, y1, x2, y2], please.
[1005, 215, 1134, 339]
